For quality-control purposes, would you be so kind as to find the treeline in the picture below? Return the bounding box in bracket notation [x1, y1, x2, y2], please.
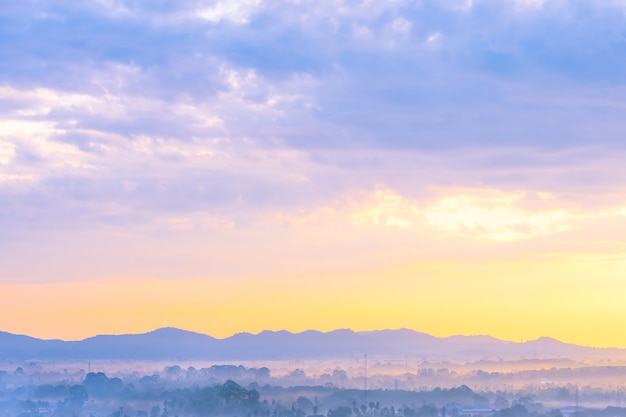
[3, 371, 626, 417]
[0, 375, 264, 417]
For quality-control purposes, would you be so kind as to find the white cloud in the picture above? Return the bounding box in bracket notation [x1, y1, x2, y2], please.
[0, 120, 87, 168]
[350, 187, 417, 229]
[513, 0, 546, 10]
[0, 173, 37, 183]
[344, 186, 626, 242]
[220, 66, 258, 91]
[0, 86, 99, 116]
[389, 17, 412, 35]
[196, 0, 262, 24]
[0, 141, 16, 165]
[421, 189, 577, 242]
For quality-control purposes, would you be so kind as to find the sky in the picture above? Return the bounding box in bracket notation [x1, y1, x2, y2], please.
[2, 0, 626, 347]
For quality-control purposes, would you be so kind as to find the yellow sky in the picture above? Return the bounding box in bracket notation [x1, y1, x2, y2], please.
[3, 251, 626, 347]
[3, 186, 626, 346]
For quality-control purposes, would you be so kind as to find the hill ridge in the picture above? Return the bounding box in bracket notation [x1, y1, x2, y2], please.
[0, 327, 622, 361]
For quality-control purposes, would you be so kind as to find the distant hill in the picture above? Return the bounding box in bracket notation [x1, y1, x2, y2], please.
[0, 328, 623, 361]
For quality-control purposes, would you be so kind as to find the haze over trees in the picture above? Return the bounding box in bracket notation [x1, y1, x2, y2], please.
[2, 361, 626, 417]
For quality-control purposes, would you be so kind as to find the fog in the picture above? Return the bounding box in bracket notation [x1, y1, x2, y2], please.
[3, 357, 626, 417]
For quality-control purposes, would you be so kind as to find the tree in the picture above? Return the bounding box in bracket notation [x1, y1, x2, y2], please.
[69, 385, 88, 408]
[550, 409, 564, 417]
[328, 406, 353, 417]
[296, 396, 314, 413]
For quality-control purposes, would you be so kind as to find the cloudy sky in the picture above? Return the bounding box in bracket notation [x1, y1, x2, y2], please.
[2, 0, 626, 346]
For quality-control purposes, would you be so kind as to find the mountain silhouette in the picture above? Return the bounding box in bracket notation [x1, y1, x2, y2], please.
[0, 328, 623, 361]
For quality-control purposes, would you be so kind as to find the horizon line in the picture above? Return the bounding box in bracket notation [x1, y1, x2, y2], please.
[1, 326, 606, 348]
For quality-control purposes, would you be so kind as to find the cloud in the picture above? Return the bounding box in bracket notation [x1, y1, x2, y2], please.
[0, 141, 16, 165]
[2, 0, 626, 257]
[323, 185, 626, 242]
[8, 0, 626, 349]
[195, 0, 262, 24]
[420, 190, 577, 242]
[5, 0, 626, 151]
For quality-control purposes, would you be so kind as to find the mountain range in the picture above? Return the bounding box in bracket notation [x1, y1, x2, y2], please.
[0, 328, 623, 361]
